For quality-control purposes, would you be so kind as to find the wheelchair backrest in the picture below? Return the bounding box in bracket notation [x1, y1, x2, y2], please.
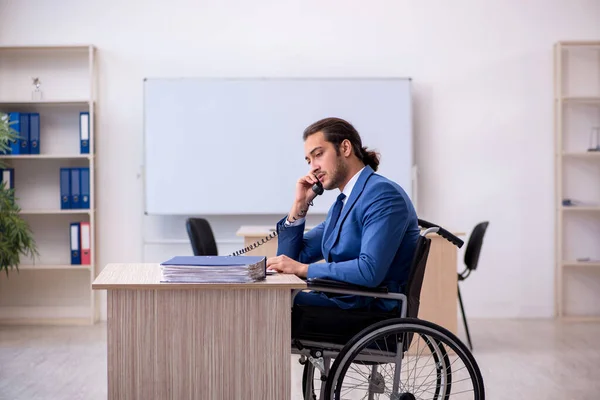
[405, 235, 432, 318]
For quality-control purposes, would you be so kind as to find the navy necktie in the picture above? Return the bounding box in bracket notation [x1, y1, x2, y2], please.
[324, 193, 346, 242]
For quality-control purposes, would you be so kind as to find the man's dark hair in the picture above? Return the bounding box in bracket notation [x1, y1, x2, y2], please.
[303, 117, 380, 171]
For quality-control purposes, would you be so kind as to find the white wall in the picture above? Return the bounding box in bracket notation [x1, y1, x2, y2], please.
[1, 0, 599, 320]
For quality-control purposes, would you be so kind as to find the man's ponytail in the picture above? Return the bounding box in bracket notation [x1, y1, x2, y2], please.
[360, 147, 380, 172]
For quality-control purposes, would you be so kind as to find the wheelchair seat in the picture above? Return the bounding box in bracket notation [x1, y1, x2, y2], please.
[292, 304, 399, 345]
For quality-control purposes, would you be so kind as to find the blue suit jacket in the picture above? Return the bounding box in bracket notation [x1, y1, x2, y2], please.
[276, 166, 419, 311]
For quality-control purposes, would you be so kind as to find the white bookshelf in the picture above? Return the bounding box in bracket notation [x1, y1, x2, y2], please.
[554, 41, 600, 321]
[0, 45, 97, 325]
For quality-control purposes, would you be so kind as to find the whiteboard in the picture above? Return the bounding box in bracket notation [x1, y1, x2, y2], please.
[143, 78, 413, 215]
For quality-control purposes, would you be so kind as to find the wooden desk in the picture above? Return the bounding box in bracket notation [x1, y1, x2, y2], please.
[236, 226, 463, 334]
[92, 263, 306, 400]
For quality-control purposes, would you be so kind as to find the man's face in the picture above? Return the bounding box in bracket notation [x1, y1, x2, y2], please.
[304, 131, 348, 190]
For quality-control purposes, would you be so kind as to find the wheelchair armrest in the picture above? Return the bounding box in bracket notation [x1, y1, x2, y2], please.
[307, 278, 389, 294]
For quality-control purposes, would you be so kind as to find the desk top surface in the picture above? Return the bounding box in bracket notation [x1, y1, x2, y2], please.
[92, 263, 307, 290]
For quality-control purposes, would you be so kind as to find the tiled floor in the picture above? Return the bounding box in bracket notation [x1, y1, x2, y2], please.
[0, 319, 599, 399]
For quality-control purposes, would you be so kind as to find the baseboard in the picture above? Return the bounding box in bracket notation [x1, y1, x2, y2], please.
[0, 306, 93, 325]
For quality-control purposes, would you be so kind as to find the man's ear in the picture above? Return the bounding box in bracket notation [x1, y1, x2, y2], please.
[341, 139, 352, 157]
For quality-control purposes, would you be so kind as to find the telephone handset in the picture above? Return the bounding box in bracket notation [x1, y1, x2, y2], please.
[311, 179, 324, 196]
[229, 177, 323, 257]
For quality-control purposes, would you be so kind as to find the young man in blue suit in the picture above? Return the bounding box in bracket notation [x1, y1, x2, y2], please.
[267, 117, 420, 311]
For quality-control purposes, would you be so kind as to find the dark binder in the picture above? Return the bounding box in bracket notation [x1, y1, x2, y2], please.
[29, 113, 40, 154]
[60, 168, 71, 209]
[8, 112, 21, 155]
[80, 167, 90, 209]
[0, 168, 15, 190]
[19, 113, 30, 154]
[70, 168, 81, 209]
[80, 112, 90, 154]
[70, 222, 81, 265]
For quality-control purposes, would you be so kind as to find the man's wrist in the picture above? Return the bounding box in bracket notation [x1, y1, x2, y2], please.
[296, 263, 309, 278]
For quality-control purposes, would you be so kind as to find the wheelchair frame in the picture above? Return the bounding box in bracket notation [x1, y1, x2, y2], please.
[289, 220, 484, 400]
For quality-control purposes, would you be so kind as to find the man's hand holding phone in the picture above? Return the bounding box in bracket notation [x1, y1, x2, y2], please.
[287, 173, 322, 223]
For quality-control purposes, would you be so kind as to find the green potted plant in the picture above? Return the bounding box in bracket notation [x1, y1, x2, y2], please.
[0, 112, 38, 276]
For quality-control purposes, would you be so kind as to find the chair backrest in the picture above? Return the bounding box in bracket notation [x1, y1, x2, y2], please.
[404, 235, 432, 319]
[464, 221, 489, 271]
[185, 218, 218, 256]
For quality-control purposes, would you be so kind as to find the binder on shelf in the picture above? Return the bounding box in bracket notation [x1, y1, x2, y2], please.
[19, 113, 30, 154]
[0, 114, 7, 155]
[80, 167, 90, 209]
[60, 168, 71, 209]
[29, 113, 40, 154]
[70, 168, 81, 209]
[80, 221, 91, 265]
[8, 112, 21, 155]
[70, 222, 81, 265]
[80, 112, 90, 154]
[0, 168, 14, 190]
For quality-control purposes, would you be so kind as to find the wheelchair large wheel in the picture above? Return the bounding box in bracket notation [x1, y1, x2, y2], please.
[324, 318, 484, 400]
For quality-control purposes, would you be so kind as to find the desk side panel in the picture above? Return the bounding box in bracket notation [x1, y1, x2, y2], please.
[418, 237, 458, 334]
[107, 288, 291, 400]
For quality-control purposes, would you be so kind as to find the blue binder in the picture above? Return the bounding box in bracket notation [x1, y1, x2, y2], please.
[79, 112, 90, 154]
[60, 168, 71, 209]
[70, 168, 81, 209]
[0, 168, 15, 190]
[80, 167, 90, 209]
[19, 113, 30, 154]
[29, 113, 40, 154]
[70, 222, 81, 265]
[8, 112, 21, 154]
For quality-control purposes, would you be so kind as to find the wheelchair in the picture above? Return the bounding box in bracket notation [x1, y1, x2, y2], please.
[290, 219, 485, 400]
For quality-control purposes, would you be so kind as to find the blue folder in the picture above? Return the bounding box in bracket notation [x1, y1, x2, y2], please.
[80, 167, 90, 209]
[80, 112, 90, 154]
[8, 112, 21, 154]
[29, 113, 40, 154]
[60, 168, 71, 209]
[70, 222, 81, 265]
[70, 168, 81, 209]
[18, 113, 30, 154]
[0, 168, 15, 190]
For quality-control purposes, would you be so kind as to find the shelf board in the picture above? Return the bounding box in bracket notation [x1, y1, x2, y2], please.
[0, 154, 92, 160]
[561, 97, 600, 104]
[557, 41, 600, 49]
[561, 206, 600, 212]
[0, 45, 94, 51]
[0, 100, 93, 106]
[17, 264, 92, 271]
[562, 152, 600, 159]
[563, 261, 600, 268]
[561, 316, 600, 323]
[19, 209, 93, 215]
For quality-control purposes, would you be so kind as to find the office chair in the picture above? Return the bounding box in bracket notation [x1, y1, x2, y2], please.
[185, 218, 218, 256]
[458, 221, 489, 351]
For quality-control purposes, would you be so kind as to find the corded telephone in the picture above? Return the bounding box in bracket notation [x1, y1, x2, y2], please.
[229, 177, 324, 256]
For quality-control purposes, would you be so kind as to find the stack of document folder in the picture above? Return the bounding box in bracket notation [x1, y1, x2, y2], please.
[160, 255, 266, 283]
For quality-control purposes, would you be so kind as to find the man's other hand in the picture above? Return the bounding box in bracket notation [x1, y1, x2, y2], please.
[266, 255, 308, 278]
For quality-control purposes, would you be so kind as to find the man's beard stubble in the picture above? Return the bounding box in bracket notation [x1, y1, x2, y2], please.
[326, 156, 348, 190]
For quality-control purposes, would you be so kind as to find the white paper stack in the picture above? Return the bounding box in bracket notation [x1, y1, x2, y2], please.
[160, 255, 266, 283]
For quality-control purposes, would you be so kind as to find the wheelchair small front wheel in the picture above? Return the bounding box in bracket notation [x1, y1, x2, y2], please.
[324, 318, 485, 400]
